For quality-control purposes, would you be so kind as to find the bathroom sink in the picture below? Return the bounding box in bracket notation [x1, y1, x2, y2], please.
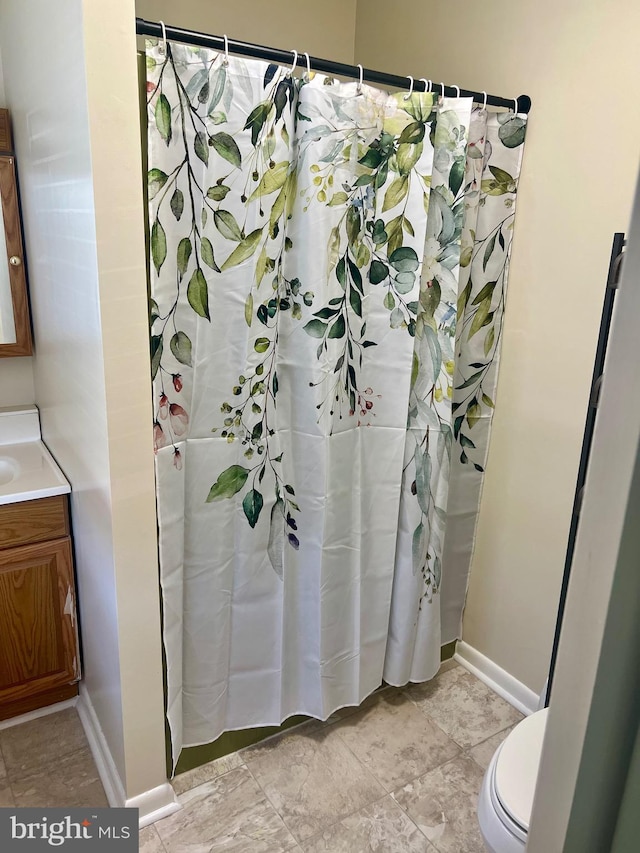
[0, 406, 70, 505]
[0, 441, 69, 505]
[0, 456, 19, 486]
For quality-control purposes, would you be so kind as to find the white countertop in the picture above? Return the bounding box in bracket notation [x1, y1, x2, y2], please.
[0, 406, 71, 506]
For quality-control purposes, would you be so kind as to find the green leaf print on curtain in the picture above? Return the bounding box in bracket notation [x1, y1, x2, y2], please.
[438, 108, 528, 648]
[383, 96, 473, 685]
[384, 104, 528, 684]
[146, 38, 527, 762]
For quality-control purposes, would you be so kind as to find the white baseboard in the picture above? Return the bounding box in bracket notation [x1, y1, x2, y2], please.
[0, 697, 78, 731]
[77, 686, 180, 826]
[454, 640, 540, 716]
[128, 784, 181, 829]
[76, 686, 127, 807]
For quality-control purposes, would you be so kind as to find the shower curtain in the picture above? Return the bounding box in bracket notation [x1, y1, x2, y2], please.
[146, 39, 527, 764]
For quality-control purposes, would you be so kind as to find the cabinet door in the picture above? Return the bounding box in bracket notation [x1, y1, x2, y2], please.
[0, 153, 32, 356]
[0, 538, 80, 706]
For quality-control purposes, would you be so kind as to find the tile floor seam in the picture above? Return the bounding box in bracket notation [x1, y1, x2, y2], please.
[142, 824, 168, 853]
[244, 737, 388, 847]
[242, 722, 388, 843]
[370, 790, 437, 851]
[388, 760, 471, 853]
[464, 723, 514, 759]
[314, 716, 394, 800]
[0, 741, 10, 805]
[465, 751, 486, 772]
[156, 764, 299, 852]
[389, 750, 465, 799]
[328, 701, 462, 796]
[400, 688, 467, 742]
[9, 755, 107, 809]
[479, 719, 520, 742]
[170, 757, 249, 796]
[242, 761, 302, 850]
[448, 720, 510, 752]
[400, 685, 427, 714]
[464, 721, 522, 775]
[4, 744, 94, 786]
[393, 811, 439, 853]
[3, 774, 17, 807]
[296, 790, 411, 850]
[400, 680, 520, 752]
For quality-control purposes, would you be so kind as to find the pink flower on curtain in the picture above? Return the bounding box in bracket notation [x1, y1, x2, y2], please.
[153, 421, 167, 453]
[159, 393, 169, 419]
[172, 374, 183, 392]
[173, 447, 183, 470]
[169, 403, 189, 436]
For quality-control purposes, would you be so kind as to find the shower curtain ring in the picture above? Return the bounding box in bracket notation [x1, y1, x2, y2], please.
[452, 84, 460, 98]
[481, 91, 488, 109]
[303, 52, 311, 81]
[404, 75, 414, 100]
[222, 34, 230, 66]
[439, 82, 446, 103]
[158, 20, 167, 55]
[356, 64, 364, 94]
[288, 49, 298, 76]
[512, 96, 519, 113]
[419, 78, 431, 93]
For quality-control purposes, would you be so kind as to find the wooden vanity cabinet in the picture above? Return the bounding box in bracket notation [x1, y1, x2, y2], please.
[0, 495, 80, 720]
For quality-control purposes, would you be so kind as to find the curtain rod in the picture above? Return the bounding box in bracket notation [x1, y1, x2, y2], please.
[136, 18, 532, 115]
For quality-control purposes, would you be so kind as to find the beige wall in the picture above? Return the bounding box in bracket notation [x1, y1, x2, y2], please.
[82, 0, 167, 799]
[136, 0, 357, 63]
[0, 0, 167, 801]
[356, 0, 640, 690]
[0, 357, 34, 405]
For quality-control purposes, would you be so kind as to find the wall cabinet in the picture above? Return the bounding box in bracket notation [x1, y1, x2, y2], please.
[0, 107, 32, 356]
[0, 495, 80, 720]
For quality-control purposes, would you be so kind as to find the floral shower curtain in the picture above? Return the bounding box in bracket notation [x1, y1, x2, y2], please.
[146, 39, 527, 764]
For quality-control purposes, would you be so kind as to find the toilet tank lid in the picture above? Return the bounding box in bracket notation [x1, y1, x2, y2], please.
[494, 707, 549, 832]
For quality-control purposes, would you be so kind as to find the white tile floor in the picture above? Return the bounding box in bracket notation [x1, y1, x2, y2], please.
[0, 661, 523, 852]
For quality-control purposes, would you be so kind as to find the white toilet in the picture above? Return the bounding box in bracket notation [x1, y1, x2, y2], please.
[477, 707, 548, 852]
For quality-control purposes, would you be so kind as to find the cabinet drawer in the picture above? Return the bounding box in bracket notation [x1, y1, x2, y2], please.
[0, 495, 69, 549]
